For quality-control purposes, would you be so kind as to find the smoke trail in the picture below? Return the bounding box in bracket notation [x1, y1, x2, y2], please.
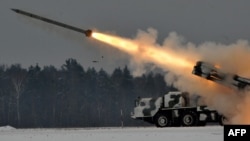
[132, 28, 250, 124]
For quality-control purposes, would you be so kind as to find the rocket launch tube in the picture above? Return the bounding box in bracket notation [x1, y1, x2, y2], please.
[11, 9, 92, 37]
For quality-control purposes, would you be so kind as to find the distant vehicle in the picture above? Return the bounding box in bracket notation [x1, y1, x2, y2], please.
[192, 61, 250, 90]
[131, 91, 224, 127]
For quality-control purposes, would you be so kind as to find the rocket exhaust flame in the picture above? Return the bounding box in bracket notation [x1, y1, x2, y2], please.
[92, 32, 193, 71]
[92, 32, 138, 53]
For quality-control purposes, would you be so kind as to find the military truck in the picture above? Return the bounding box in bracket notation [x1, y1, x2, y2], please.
[131, 91, 224, 127]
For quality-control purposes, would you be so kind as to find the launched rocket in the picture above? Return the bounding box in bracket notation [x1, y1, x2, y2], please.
[11, 9, 92, 37]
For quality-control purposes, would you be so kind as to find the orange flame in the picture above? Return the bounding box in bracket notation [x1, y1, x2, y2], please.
[92, 32, 193, 71]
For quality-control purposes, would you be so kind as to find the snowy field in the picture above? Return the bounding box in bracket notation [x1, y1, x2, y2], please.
[0, 125, 223, 141]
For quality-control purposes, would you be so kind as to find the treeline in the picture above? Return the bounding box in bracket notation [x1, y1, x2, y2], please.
[0, 58, 175, 128]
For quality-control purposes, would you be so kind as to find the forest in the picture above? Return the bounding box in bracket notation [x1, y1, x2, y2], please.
[0, 58, 175, 128]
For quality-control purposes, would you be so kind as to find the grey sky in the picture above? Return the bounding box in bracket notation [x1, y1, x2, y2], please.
[1, 0, 250, 73]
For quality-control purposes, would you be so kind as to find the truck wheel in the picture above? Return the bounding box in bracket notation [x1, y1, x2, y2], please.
[219, 115, 227, 126]
[181, 112, 197, 126]
[154, 113, 171, 127]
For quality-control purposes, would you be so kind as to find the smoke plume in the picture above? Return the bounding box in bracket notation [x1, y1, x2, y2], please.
[127, 28, 250, 124]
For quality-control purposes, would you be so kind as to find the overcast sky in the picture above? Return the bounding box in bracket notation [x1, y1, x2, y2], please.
[1, 0, 250, 73]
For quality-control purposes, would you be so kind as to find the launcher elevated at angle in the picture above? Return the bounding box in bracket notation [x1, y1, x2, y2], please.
[192, 61, 250, 90]
[11, 9, 92, 37]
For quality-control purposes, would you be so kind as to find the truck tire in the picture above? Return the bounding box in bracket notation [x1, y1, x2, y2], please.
[154, 113, 171, 127]
[219, 115, 227, 126]
[181, 111, 198, 126]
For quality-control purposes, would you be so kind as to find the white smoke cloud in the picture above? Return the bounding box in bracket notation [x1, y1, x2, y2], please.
[128, 28, 250, 124]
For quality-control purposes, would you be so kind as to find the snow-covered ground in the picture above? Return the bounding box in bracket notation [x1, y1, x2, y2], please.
[0, 125, 223, 141]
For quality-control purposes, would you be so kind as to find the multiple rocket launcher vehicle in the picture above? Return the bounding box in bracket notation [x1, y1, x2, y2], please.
[12, 9, 250, 90]
[132, 62, 250, 127]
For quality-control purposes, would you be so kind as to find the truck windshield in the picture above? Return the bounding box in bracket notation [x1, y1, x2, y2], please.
[135, 97, 142, 106]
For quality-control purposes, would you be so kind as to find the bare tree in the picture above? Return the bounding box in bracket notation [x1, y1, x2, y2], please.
[7, 64, 27, 126]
